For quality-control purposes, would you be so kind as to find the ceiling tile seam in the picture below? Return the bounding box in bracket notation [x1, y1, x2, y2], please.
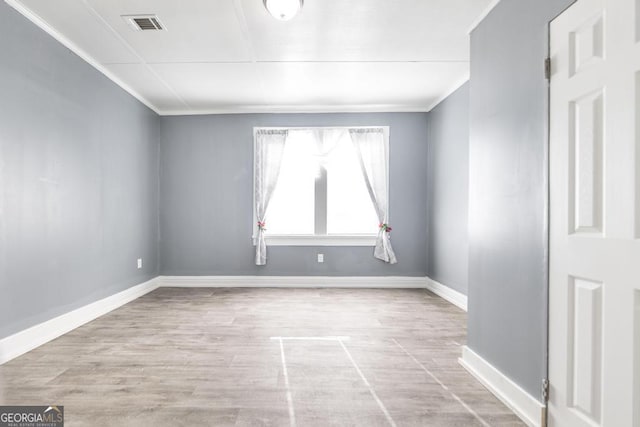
[78, 0, 192, 110]
[100, 60, 471, 65]
[231, 0, 269, 106]
[159, 104, 431, 116]
[5, 0, 161, 115]
[253, 60, 471, 64]
[103, 61, 254, 65]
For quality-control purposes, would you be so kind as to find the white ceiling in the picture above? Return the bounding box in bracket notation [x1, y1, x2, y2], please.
[8, 0, 494, 115]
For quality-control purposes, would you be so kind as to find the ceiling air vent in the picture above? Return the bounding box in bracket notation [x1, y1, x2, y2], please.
[122, 15, 165, 31]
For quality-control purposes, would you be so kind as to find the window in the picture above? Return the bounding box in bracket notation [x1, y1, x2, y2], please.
[253, 127, 389, 246]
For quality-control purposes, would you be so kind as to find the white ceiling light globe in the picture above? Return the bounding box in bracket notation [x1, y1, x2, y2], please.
[263, 0, 303, 21]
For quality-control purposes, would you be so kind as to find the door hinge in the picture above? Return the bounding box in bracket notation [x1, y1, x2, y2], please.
[544, 57, 552, 80]
[542, 378, 550, 402]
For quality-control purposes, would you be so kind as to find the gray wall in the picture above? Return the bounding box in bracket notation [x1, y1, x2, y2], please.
[467, 0, 573, 400]
[426, 83, 470, 295]
[160, 113, 428, 276]
[0, 2, 160, 339]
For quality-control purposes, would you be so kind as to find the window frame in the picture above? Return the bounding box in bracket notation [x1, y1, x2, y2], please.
[252, 125, 390, 247]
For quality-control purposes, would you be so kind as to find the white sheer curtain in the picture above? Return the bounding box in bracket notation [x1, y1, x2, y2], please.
[254, 129, 288, 265]
[349, 128, 397, 264]
[310, 128, 345, 163]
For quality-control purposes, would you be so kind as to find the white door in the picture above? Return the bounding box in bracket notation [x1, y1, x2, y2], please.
[549, 0, 640, 426]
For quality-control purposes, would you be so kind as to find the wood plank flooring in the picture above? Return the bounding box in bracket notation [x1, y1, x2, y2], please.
[0, 288, 524, 426]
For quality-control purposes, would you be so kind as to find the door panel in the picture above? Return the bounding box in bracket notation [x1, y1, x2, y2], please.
[635, 291, 640, 426]
[567, 277, 602, 423]
[568, 13, 604, 77]
[636, 71, 640, 238]
[636, 0, 640, 42]
[550, 0, 640, 426]
[569, 90, 604, 235]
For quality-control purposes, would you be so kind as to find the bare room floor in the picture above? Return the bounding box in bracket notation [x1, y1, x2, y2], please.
[0, 288, 523, 426]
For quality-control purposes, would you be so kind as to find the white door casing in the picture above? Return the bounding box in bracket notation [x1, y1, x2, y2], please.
[549, 0, 640, 426]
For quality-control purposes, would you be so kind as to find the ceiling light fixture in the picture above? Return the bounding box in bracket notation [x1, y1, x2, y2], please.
[263, 0, 303, 21]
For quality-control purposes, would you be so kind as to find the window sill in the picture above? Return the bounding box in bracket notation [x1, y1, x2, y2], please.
[253, 234, 377, 246]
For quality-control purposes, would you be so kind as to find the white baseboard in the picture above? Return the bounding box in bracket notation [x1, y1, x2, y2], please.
[1, 275, 464, 366]
[158, 275, 428, 289]
[0, 277, 160, 365]
[459, 346, 545, 427]
[425, 277, 468, 311]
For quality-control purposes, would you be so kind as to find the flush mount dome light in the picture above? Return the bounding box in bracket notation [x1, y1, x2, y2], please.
[263, 0, 303, 21]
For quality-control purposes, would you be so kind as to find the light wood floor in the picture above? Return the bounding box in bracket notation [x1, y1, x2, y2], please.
[0, 288, 524, 426]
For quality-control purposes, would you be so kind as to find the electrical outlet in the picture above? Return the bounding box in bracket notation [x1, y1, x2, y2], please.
[317, 253, 324, 263]
[137, 258, 143, 269]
